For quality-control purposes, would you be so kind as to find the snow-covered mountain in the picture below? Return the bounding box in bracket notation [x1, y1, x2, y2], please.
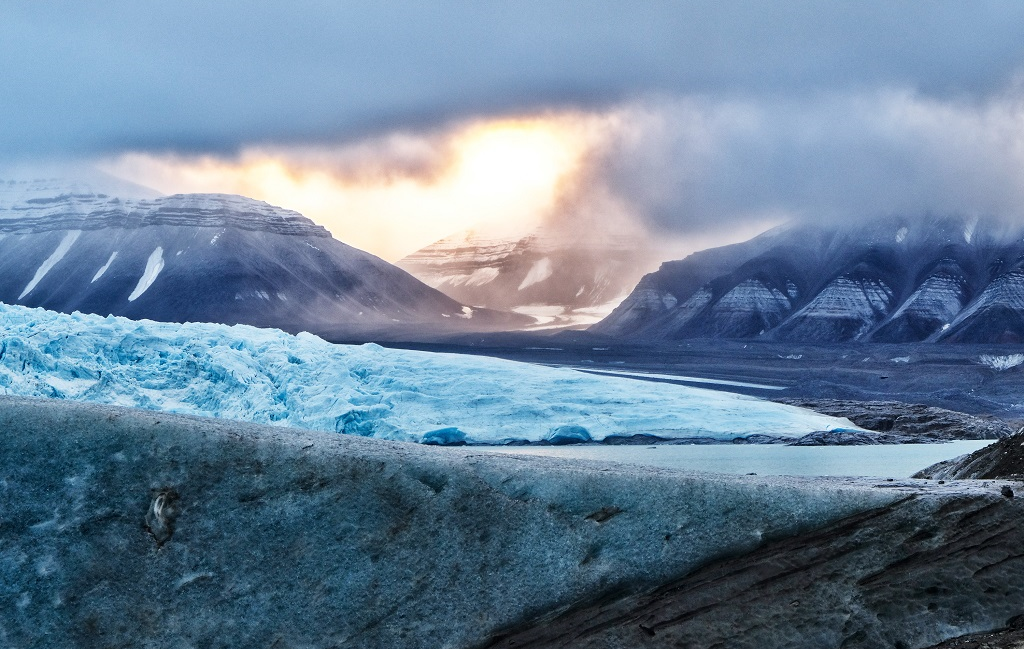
[397, 222, 663, 328]
[0, 301, 857, 444]
[593, 215, 1024, 343]
[0, 178, 523, 339]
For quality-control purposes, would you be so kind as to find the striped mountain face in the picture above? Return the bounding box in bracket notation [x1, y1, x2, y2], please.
[0, 179, 524, 340]
[593, 216, 1024, 343]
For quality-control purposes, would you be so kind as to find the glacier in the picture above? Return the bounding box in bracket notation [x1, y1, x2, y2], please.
[8, 396, 1012, 649]
[0, 302, 856, 444]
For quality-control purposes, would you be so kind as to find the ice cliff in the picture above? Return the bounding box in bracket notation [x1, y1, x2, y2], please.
[0, 302, 855, 444]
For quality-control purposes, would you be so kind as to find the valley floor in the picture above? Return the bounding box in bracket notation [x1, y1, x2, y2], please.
[388, 336, 1024, 421]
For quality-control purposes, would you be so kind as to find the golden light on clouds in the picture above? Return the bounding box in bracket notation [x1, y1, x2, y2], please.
[451, 121, 579, 205]
[103, 116, 597, 260]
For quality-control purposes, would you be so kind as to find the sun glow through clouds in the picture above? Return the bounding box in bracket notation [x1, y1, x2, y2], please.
[452, 121, 579, 205]
[103, 116, 591, 260]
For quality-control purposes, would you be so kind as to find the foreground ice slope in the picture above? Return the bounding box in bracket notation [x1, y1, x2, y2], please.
[6, 397, 1013, 649]
[0, 302, 855, 444]
[3, 398, 1021, 649]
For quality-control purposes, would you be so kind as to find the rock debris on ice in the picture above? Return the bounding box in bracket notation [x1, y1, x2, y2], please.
[0, 302, 856, 444]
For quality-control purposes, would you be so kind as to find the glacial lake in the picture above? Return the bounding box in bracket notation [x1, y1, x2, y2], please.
[476, 440, 995, 478]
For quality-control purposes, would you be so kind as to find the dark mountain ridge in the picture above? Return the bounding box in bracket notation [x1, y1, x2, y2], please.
[0, 180, 524, 340]
[593, 215, 1024, 343]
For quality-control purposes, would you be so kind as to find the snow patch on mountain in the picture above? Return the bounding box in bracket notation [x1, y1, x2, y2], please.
[18, 230, 81, 299]
[0, 180, 521, 338]
[444, 267, 500, 288]
[127, 247, 165, 301]
[0, 181, 330, 237]
[804, 277, 892, 318]
[513, 298, 628, 329]
[963, 216, 979, 243]
[91, 251, 118, 283]
[940, 270, 1024, 341]
[979, 354, 1024, 371]
[0, 302, 856, 444]
[660, 287, 714, 335]
[518, 257, 553, 290]
[596, 215, 1024, 344]
[710, 280, 792, 331]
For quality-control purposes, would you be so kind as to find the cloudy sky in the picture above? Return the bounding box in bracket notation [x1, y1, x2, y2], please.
[5, 2, 1024, 259]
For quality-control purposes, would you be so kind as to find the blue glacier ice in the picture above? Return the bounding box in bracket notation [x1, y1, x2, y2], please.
[0, 302, 857, 444]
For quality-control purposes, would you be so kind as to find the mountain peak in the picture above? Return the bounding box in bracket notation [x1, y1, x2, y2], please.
[399, 220, 663, 328]
[0, 180, 525, 339]
[0, 189, 331, 237]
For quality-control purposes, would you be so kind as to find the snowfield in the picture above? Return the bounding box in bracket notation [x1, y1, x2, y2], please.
[0, 302, 856, 444]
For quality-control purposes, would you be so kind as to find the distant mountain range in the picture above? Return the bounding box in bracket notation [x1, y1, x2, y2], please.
[593, 216, 1024, 343]
[18, 176, 1024, 345]
[398, 223, 662, 328]
[0, 178, 524, 339]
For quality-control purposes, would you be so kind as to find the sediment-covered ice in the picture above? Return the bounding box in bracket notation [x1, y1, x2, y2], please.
[0, 302, 856, 444]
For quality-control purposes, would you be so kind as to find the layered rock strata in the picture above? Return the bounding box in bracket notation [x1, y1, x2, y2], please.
[595, 216, 1024, 343]
[0, 180, 522, 339]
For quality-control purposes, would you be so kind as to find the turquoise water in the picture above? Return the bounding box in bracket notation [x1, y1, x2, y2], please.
[476, 440, 994, 478]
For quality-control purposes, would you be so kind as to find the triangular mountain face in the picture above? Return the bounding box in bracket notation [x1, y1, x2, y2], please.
[592, 216, 1024, 343]
[0, 179, 524, 340]
[397, 223, 663, 328]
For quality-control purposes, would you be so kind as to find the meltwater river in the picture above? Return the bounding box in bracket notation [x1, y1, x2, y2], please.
[477, 440, 994, 478]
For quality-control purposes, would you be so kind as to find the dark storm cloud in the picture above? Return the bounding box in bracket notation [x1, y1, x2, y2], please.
[4, 0, 1024, 156]
[592, 92, 1024, 233]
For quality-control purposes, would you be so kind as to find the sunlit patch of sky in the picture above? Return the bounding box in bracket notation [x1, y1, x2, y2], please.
[6, 2, 1024, 259]
[102, 114, 611, 260]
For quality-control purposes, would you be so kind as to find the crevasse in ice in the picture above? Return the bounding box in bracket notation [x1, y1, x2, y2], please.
[0, 302, 855, 443]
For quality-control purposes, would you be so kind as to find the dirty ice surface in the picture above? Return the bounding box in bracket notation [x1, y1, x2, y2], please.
[0, 302, 856, 444]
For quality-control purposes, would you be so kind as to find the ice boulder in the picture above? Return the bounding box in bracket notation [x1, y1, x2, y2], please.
[421, 426, 468, 446]
[546, 424, 593, 445]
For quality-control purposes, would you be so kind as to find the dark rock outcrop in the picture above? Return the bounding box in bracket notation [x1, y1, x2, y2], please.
[776, 399, 1014, 441]
[486, 487, 1024, 649]
[923, 616, 1024, 649]
[786, 429, 923, 445]
[915, 431, 1024, 480]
